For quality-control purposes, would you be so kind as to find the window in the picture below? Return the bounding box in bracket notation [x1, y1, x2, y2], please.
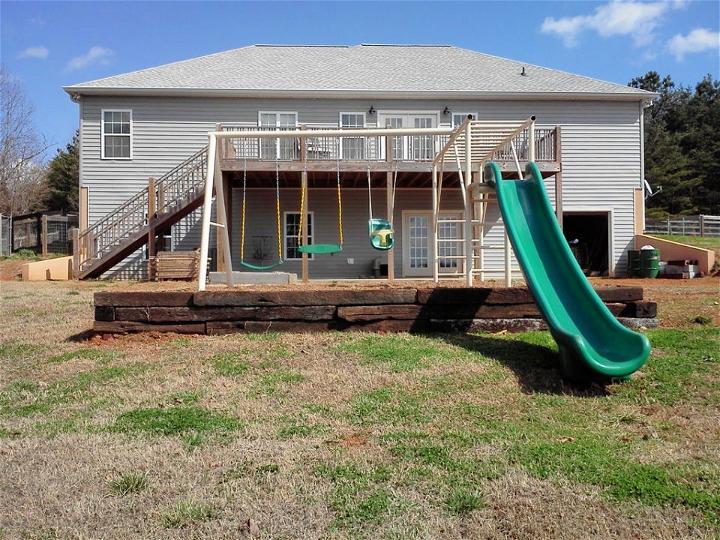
[259, 111, 297, 160]
[340, 113, 365, 159]
[284, 211, 313, 260]
[411, 117, 434, 160]
[452, 113, 477, 128]
[102, 110, 132, 159]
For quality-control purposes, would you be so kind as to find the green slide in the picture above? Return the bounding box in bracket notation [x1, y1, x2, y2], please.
[486, 161, 651, 382]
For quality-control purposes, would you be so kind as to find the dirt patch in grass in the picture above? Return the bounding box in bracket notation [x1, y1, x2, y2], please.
[589, 277, 719, 328]
[481, 471, 713, 539]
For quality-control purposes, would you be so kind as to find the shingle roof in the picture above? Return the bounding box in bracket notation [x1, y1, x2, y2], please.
[64, 44, 652, 99]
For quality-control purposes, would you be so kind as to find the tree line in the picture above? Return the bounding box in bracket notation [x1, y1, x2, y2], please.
[1, 67, 77, 217]
[629, 71, 719, 218]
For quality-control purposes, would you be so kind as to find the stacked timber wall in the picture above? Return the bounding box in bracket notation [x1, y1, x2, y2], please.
[94, 287, 657, 335]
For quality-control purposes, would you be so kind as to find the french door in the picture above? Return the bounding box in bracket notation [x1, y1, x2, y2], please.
[259, 112, 297, 160]
[378, 113, 437, 161]
[402, 211, 463, 277]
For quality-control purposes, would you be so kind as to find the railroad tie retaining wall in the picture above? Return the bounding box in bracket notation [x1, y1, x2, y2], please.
[93, 287, 657, 335]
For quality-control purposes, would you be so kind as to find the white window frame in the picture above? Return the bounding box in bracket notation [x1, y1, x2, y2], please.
[101, 109, 133, 160]
[258, 111, 298, 160]
[401, 209, 463, 277]
[339, 112, 366, 160]
[376, 110, 440, 161]
[283, 210, 314, 261]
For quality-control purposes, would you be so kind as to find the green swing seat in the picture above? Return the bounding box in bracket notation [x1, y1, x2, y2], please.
[239, 260, 284, 271]
[298, 243, 343, 255]
[369, 218, 394, 251]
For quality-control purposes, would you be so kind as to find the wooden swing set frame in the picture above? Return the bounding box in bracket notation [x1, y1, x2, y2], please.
[197, 119, 537, 291]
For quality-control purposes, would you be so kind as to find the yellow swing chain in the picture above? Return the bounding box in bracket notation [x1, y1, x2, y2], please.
[275, 161, 282, 260]
[298, 161, 306, 247]
[336, 157, 343, 246]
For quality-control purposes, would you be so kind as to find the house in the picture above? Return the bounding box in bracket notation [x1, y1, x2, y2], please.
[63, 44, 654, 282]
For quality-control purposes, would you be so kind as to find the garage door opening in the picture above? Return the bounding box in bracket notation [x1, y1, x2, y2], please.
[563, 212, 609, 276]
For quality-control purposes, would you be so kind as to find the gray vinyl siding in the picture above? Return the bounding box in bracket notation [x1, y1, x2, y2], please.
[79, 96, 641, 278]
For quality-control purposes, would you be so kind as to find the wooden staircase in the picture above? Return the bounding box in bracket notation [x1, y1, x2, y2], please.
[74, 147, 208, 279]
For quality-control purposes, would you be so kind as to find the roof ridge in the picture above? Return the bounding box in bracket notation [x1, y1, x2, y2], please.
[255, 44, 350, 48]
[358, 43, 453, 47]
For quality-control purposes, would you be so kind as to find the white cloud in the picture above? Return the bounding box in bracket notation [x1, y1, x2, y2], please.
[668, 28, 720, 60]
[18, 46, 49, 60]
[66, 46, 113, 71]
[541, 0, 685, 48]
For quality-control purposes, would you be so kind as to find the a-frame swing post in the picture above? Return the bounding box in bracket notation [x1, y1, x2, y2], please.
[198, 134, 217, 291]
[300, 136, 309, 283]
[214, 142, 234, 288]
[463, 120, 474, 287]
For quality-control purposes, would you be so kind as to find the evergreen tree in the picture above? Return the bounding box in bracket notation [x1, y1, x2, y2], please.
[44, 132, 79, 212]
[629, 72, 719, 216]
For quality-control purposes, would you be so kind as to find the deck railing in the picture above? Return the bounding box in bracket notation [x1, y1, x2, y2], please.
[219, 124, 558, 164]
[491, 127, 557, 162]
[75, 146, 208, 274]
[220, 125, 452, 163]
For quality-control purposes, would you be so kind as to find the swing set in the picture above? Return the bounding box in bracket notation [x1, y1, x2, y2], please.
[238, 155, 394, 269]
[198, 123, 458, 290]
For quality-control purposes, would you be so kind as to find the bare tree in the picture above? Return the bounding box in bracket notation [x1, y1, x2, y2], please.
[1, 66, 49, 216]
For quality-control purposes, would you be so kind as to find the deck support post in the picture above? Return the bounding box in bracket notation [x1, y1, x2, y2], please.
[385, 135, 395, 283]
[554, 126, 563, 229]
[147, 177, 156, 280]
[386, 171, 395, 283]
[71, 227, 80, 279]
[463, 120, 473, 286]
[301, 170, 309, 283]
[431, 164, 439, 283]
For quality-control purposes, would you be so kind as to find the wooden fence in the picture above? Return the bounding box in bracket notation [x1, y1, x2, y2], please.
[645, 215, 720, 237]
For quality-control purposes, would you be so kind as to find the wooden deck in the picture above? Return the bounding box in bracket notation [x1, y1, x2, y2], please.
[93, 286, 657, 335]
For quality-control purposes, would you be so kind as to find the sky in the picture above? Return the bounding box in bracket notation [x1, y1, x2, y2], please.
[2, 0, 719, 157]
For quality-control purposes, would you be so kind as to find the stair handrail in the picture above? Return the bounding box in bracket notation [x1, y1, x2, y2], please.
[77, 145, 209, 272]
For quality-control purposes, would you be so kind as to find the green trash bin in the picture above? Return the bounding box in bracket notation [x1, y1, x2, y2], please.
[639, 248, 660, 278]
[628, 250, 641, 277]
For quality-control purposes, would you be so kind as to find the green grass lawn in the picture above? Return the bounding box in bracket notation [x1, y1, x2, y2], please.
[0, 282, 718, 538]
[652, 234, 720, 255]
